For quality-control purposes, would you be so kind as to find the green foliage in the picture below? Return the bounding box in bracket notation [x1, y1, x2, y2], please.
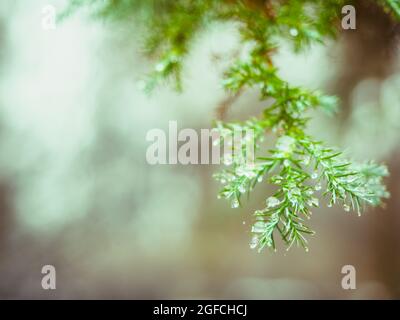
[66, 0, 397, 252]
[380, 0, 400, 19]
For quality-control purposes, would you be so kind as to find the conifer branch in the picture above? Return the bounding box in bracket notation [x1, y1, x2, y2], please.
[66, 0, 395, 252]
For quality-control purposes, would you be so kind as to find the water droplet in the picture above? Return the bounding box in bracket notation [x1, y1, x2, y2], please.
[220, 179, 226, 184]
[231, 199, 239, 208]
[266, 196, 280, 208]
[315, 183, 322, 191]
[271, 175, 283, 184]
[276, 136, 296, 153]
[290, 28, 299, 37]
[251, 221, 266, 233]
[291, 187, 301, 196]
[305, 247, 309, 252]
[311, 172, 318, 179]
[257, 176, 263, 183]
[344, 204, 350, 212]
[242, 221, 246, 225]
[155, 62, 166, 72]
[238, 185, 246, 193]
[249, 236, 259, 249]
[283, 159, 290, 167]
[307, 198, 319, 207]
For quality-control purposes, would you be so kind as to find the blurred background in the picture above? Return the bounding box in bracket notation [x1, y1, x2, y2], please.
[0, 0, 399, 299]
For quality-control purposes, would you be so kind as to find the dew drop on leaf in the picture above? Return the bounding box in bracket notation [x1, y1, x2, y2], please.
[266, 196, 280, 208]
[249, 236, 259, 249]
[155, 62, 166, 72]
[231, 199, 239, 208]
[290, 28, 299, 37]
[311, 172, 318, 179]
[251, 221, 266, 233]
[308, 198, 319, 207]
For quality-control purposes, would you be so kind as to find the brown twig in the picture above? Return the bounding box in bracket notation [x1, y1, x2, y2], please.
[215, 88, 244, 120]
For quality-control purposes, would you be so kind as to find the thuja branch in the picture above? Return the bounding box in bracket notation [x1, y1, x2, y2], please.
[214, 58, 389, 251]
[66, 0, 395, 252]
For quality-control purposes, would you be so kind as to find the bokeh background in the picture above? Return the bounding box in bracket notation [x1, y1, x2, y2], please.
[0, 0, 399, 299]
